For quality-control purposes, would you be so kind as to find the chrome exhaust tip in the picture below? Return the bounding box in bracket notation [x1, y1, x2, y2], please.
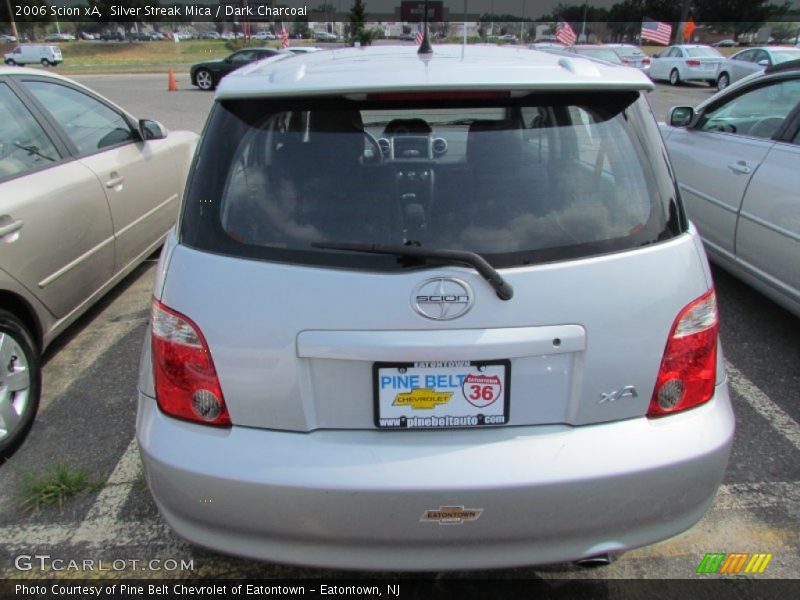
[574, 553, 614, 568]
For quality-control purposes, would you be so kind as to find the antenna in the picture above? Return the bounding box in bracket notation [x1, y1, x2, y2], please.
[418, 0, 433, 54]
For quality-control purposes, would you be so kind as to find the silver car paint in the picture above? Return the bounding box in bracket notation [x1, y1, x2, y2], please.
[137, 379, 733, 570]
[156, 232, 711, 431]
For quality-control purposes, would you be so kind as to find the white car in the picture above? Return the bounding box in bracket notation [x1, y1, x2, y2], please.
[137, 45, 733, 570]
[715, 46, 800, 90]
[607, 43, 651, 74]
[662, 59, 800, 317]
[649, 44, 724, 86]
[4, 45, 62, 67]
[0, 34, 17, 43]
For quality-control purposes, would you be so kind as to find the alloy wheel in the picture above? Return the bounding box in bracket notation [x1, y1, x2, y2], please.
[196, 70, 214, 91]
[0, 331, 31, 445]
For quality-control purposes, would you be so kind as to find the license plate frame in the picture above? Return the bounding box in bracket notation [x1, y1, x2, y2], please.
[373, 360, 511, 429]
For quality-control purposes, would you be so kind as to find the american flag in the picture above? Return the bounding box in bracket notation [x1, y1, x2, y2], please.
[280, 23, 289, 49]
[641, 21, 672, 46]
[414, 24, 424, 45]
[555, 20, 576, 46]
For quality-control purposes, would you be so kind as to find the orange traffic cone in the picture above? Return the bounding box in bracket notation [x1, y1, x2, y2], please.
[168, 70, 178, 92]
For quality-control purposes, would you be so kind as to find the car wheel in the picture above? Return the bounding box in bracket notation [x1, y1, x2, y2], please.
[0, 310, 41, 457]
[40, 58, 50, 67]
[669, 69, 680, 86]
[716, 72, 730, 91]
[5, 59, 16, 66]
[195, 69, 215, 91]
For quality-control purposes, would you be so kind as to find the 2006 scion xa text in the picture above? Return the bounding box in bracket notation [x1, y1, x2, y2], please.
[137, 45, 734, 570]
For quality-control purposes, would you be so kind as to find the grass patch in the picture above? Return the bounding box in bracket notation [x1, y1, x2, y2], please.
[133, 470, 148, 491]
[19, 463, 101, 512]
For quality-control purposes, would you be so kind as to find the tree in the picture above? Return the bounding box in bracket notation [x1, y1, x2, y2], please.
[693, 0, 785, 40]
[348, 0, 369, 46]
[87, 0, 161, 33]
[292, 17, 311, 39]
[1, 0, 51, 41]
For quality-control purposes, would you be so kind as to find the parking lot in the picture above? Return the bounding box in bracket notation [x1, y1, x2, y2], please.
[0, 73, 798, 581]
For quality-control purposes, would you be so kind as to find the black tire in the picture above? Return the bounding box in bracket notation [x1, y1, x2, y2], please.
[0, 310, 40, 458]
[194, 69, 215, 91]
[716, 72, 730, 91]
[5, 59, 16, 66]
[40, 58, 50, 67]
[669, 69, 680, 86]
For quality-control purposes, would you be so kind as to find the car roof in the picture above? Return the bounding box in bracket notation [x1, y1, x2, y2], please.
[216, 44, 653, 99]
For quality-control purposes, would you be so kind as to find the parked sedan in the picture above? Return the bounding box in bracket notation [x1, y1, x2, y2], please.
[649, 44, 724, 86]
[716, 46, 800, 90]
[607, 43, 651, 74]
[560, 44, 624, 64]
[661, 59, 800, 317]
[0, 67, 198, 455]
[190, 48, 285, 91]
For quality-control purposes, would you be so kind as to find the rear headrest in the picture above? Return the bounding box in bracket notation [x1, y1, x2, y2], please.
[383, 118, 432, 135]
[467, 120, 525, 168]
[308, 109, 364, 135]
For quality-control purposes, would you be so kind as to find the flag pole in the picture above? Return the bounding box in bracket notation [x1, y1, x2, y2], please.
[418, 0, 433, 54]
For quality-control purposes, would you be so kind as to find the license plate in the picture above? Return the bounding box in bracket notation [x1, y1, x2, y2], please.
[373, 360, 510, 429]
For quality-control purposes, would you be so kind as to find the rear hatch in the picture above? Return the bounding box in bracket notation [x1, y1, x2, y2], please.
[160, 90, 709, 432]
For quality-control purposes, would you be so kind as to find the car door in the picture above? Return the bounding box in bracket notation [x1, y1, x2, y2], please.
[728, 49, 756, 82]
[223, 50, 258, 76]
[0, 79, 114, 318]
[733, 83, 800, 309]
[19, 77, 181, 273]
[665, 78, 800, 260]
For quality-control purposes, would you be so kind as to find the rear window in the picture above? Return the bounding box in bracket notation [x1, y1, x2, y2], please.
[685, 47, 723, 58]
[612, 46, 645, 58]
[180, 93, 683, 269]
[572, 48, 623, 64]
[772, 50, 800, 64]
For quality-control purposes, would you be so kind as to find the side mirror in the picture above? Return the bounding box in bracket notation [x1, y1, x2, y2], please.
[757, 59, 769, 67]
[139, 119, 168, 140]
[667, 106, 695, 128]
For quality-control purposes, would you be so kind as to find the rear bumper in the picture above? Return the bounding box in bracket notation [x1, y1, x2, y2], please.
[137, 384, 734, 570]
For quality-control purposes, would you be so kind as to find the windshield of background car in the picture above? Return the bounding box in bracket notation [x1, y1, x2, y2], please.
[180, 92, 682, 269]
[686, 47, 723, 58]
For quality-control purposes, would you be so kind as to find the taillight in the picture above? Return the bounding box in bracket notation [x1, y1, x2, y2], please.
[686, 60, 701, 67]
[642, 57, 650, 65]
[648, 290, 718, 418]
[151, 299, 231, 427]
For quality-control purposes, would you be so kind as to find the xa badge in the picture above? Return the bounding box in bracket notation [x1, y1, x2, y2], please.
[598, 386, 638, 404]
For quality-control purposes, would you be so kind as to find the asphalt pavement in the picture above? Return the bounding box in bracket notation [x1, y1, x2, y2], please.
[0, 72, 797, 584]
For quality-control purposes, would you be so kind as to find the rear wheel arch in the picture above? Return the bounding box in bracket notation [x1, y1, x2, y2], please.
[0, 291, 43, 353]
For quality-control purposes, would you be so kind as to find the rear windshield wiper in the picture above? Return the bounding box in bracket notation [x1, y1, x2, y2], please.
[312, 241, 514, 301]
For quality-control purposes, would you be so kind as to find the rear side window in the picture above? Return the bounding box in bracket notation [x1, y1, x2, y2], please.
[181, 93, 682, 269]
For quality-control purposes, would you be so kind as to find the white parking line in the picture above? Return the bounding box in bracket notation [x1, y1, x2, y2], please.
[71, 438, 141, 544]
[726, 361, 800, 451]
